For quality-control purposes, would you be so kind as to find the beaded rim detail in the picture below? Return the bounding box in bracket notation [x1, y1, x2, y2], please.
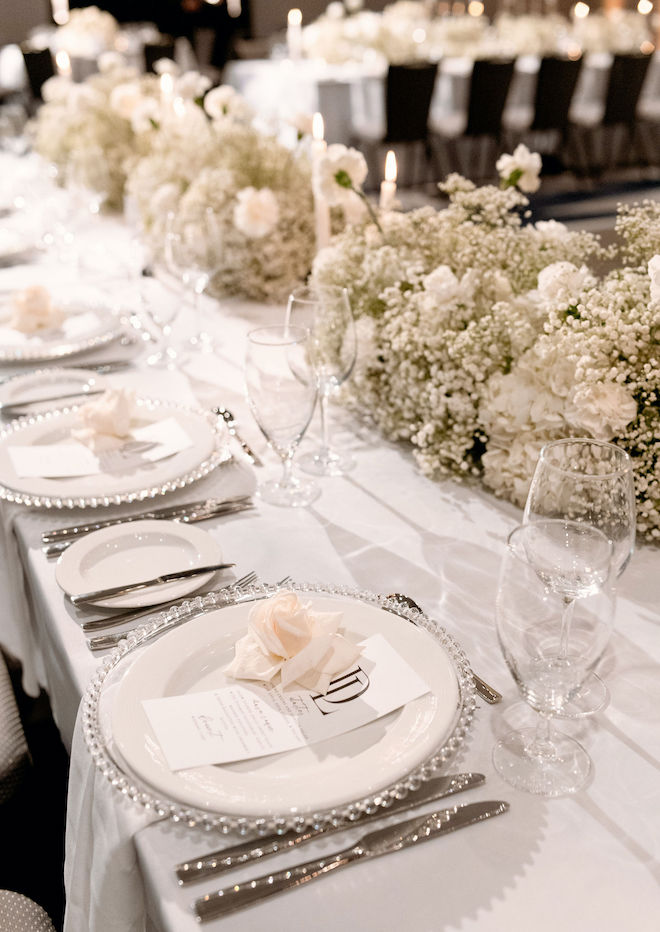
[0, 397, 232, 508]
[81, 582, 478, 836]
[0, 308, 122, 362]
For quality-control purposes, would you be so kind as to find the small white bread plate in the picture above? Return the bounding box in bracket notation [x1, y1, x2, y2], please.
[0, 367, 104, 414]
[56, 519, 225, 609]
[0, 301, 122, 362]
[109, 589, 467, 819]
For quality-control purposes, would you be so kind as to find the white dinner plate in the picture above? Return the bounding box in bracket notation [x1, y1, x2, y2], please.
[0, 398, 232, 508]
[56, 519, 224, 609]
[0, 367, 106, 415]
[110, 591, 464, 818]
[0, 299, 123, 362]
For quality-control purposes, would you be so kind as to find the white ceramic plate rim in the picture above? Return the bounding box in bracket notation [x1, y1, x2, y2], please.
[110, 592, 462, 817]
[0, 367, 104, 408]
[0, 398, 232, 508]
[55, 519, 224, 609]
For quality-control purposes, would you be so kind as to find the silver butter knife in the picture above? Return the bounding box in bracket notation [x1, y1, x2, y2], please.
[69, 561, 236, 605]
[177, 771, 485, 885]
[41, 495, 251, 543]
[194, 799, 509, 922]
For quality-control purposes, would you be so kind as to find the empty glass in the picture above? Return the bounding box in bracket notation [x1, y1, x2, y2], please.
[285, 284, 357, 476]
[493, 520, 615, 796]
[245, 325, 319, 507]
[164, 208, 219, 353]
[524, 438, 636, 715]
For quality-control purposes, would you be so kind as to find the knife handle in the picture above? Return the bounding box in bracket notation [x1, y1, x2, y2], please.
[194, 848, 357, 922]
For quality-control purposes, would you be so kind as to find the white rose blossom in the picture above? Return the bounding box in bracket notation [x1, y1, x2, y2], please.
[233, 187, 280, 238]
[315, 144, 368, 207]
[496, 144, 542, 193]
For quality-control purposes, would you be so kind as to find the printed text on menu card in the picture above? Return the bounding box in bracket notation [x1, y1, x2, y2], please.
[142, 634, 431, 770]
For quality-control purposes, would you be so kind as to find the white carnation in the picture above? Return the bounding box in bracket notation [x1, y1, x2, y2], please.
[233, 187, 279, 238]
[203, 84, 253, 122]
[423, 265, 460, 303]
[496, 144, 542, 193]
[537, 261, 591, 305]
[566, 382, 638, 441]
[315, 144, 368, 207]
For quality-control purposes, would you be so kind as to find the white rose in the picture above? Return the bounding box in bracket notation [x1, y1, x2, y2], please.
[175, 70, 212, 100]
[566, 382, 637, 441]
[233, 187, 279, 238]
[109, 81, 143, 120]
[496, 143, 542, 193]
[315, 144, 368, 207]
[537, 261, 591, 304]
[423, 265, 460, 303]
[648, 255, 660, 304]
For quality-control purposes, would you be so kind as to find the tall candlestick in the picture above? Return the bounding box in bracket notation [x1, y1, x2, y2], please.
[287, 9, 303, 61]
[379, 150, 397, 210]
[311, 112, 331, 253]
[50, 0, 70, 26]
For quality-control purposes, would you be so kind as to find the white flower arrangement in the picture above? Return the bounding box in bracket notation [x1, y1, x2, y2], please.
[31, 58, 162, 209]
[51, 6, 119, 58]
[309, 161, 660, 540]
[126, 90, 316, 302]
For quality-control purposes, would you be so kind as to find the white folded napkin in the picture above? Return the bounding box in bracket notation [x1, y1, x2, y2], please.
[224, 590, 363, 695]
[10, 285, 65, 333]
[71, 387, 135, 452]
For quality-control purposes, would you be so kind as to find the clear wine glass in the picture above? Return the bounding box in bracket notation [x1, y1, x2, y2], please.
[493, 520, 615, 797]
[285, 284, 357, 476]
[139, 271, 180, 370]
[245, 325, 320, 507]
[164, 208, 219, 354]
[524, 438, 636, 716]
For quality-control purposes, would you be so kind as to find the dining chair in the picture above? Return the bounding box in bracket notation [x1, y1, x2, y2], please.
[144, 37, 176, 74]
[430, 58, 515, 182]
[19, 44, 54, 106]
[351, 61, 438, 189]
[0, 890, 56, 932]
[503, 56, 583, 170]
[568, 52, 653, 177]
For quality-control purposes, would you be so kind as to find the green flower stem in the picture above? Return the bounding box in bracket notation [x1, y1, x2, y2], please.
[334, 169, 384, 236]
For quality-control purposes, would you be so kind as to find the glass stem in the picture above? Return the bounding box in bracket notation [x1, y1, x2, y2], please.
[527, 713, 556, 760]
[559, 597, 575, 659]
[318, 388, 331, 457]
[280, 451, 294, 488]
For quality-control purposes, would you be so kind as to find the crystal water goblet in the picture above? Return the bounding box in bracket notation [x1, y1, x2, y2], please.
[164, 208, 219, 354]
[493, 520, 615, 796]
[285, 284, 357, 476]
[524, 437, 636, 716]
[245, 325, 319, 507]
[139, 271, 180, 370]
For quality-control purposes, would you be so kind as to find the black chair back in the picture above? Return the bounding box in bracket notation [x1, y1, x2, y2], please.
[531, 56, 583, 133]
[20, 45, 54, 102]
[144, 37, 177, 74]
[384, 62, 438, 143]
[465, 59, 515, 138]
[603, 53, 652, 127]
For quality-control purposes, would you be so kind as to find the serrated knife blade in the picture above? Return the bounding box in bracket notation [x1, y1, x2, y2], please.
[194, 799, 509, 922]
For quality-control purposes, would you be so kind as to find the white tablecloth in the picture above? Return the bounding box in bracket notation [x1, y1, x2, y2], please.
[0, 154, 658, 932]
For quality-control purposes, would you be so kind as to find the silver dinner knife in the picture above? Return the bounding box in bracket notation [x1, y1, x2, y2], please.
[194, 800, 509, 922]
[0, 386, 104, 415]
[69, 561, 236, 604]
[177, 771, 485, 885]
[41, 495, 251, 543]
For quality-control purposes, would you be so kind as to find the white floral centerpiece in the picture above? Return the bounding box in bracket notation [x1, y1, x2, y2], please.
[51, 5, 120, 58]
[126, 84, 317, 303]
[30, 54, 163, 209]
[309, 147, 660, 541]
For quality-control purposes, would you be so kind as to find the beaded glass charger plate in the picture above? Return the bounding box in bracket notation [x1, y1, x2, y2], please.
[0, 301, 122, 362]
[0, 398, 232, 508]
[83, 583, 477, 833]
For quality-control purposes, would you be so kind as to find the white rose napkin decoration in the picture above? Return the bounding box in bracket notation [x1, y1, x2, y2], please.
[71, 387, 135, 452]
[10, 286, 65, 333]
[225, 590, 363, 695]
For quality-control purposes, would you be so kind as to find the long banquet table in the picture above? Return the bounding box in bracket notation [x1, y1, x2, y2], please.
[0, 152, 659, 932]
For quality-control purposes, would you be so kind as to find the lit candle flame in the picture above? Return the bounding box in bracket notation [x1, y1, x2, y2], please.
[312, 112, 324, 142]
[385, 150, 397, 184]
[573, 2, 590, 18]
[55, 50, 71, 75]
[288, 8, 302, 26]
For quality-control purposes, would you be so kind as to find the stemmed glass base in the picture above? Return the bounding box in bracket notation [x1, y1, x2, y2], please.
[257, 474, 320, 508]
[299, 447, 355, 477]
[493, 726, 592, 797]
